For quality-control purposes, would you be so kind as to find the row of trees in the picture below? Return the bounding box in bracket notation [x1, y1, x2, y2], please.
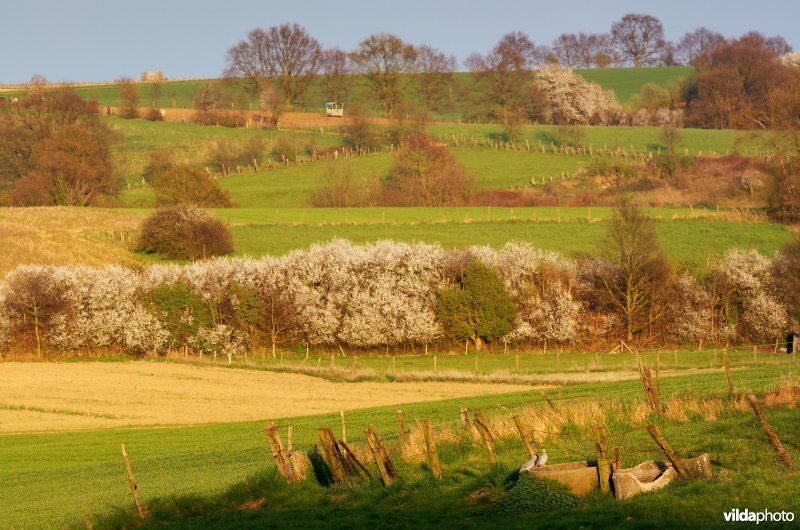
[220, 17, 792, 117]
[2, 210, 798, 358]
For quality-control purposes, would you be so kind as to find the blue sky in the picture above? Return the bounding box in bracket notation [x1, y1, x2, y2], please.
[1, 0, 797, 83]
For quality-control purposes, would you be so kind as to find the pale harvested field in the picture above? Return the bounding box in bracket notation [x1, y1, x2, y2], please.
[0, 361, 532, 433]
[0, 207, 147, 275]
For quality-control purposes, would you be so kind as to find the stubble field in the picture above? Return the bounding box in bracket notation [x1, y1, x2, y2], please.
[0, 361, 531, 433]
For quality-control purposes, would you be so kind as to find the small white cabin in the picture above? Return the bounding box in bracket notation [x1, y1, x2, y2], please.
[325, 101, 344, 117]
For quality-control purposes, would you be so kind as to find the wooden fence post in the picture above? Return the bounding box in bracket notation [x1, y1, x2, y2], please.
[265, 422, 301, 484]
[646, 424, 689, 478]
[364, 426, 396, 486]
[338, 439, 372, 479]
[459, 408, 471, 428]
[316, 427, 346, 483]
[121, 444, 146, 519]
[421, 420, 442, 480]
[513, 415, 537, 458]
[746, 394, 793, 468]
[473, 412, 498, 465]
[541, 392, 560, 416]
[723, 348, 733, 398]
[594, 425, 611, 494]
[340, 410, 347, 443]
[397, 410, 408, 444]
[639, 365, 662, 414]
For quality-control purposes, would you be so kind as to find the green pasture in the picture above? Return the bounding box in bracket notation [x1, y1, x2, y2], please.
[575, 66, 692, 102]
[0, 358, 796, 529]
[256, 347, 799, 378]
[428, 123, 769, 156]
[230, 217, 791, 273]
[5, 66, 693, 112]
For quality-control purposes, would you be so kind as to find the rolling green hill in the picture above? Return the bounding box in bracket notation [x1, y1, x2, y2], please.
[4, 66, 693, 115]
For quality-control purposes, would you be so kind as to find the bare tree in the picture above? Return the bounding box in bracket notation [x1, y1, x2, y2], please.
[763, 34, 793, 56]
[415, 44, 456, 115]
[116, 77, 140, 118]
[224, 23, 322, 108]
[574, 33, 614, 68]
[350, 33, 417, 117]
[610, 13, 667, 67]
[552, 33, 580, 67]
[675, 27, 725, 65]
[467, 31, 542, 140]
[600, 201, 673, 342]
[379, 133, 473, 206]
[319, 47, 351, 103]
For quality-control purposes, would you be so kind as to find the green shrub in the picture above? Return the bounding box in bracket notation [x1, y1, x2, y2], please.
[146, 280, 212, 351]
[437, 260, 516, 349]
[151, 165, 234, 207]
[137, 204, 234, 260]
[491, 474, 579, 515]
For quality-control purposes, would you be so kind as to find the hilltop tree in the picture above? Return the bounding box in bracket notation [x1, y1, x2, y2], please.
[117, 77, 140, 118]
[675, 27, 725, 65]
[467, 31, 544, 140]
[684, 33, 793, 129]
[319, 47, 352, 103]
[415, 44, 456, 115]
[610, 13, 666, 67]
[552, 33, 580, 67]
[224, 23, 322, 107]
[350, 33, 418, 117]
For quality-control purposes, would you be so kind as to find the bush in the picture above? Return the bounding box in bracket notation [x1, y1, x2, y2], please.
[491, 474, 579, 514]
[143, 107, 164, 121]
[137, 205, 234, 260]
[379, 133, 473, 206]
[146, 279, 212, 351]
[272, 134, 303, 163]
[151, 165, 234, 207]
[437, 260, 516, 349]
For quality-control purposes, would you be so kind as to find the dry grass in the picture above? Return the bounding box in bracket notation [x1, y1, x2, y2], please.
[0, 361, 530, 433]
[0, 207, 147, 275]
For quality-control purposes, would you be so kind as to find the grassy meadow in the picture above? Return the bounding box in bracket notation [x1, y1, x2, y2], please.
[0, 352, 797, 528]
[2, 66, 693, 113]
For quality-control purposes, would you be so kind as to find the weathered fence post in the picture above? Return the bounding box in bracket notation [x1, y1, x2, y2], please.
[121, 444, 146, 519]
[265, 422, 301, 484]
[646, 424, 689, 478]
[365, 426, 396, 486]
[746, 394, 793, 468]
[421, 420, 442, 480]
[639, 365, 662, 414]
[459, 407, 471, 428]
[473, 412, 498, 465]
[513, 415, 537, 458]
[723, 348, 733, 398]
[316, 427, 346, 483]
[397, 410, 408, 444]
[594, 425, 611, 493]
